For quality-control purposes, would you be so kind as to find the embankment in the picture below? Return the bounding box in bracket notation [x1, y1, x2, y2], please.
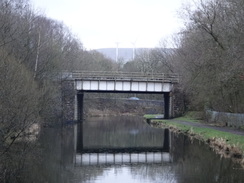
[146, 116, 244, 168]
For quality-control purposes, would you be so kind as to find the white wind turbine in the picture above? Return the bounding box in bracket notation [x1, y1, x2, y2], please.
[131, 39, 137, 60]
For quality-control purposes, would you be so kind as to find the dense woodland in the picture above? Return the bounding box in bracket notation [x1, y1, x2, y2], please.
[0, 0, 243, 182]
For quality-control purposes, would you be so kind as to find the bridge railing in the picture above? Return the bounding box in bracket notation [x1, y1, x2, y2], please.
[71, 71, 179, 83]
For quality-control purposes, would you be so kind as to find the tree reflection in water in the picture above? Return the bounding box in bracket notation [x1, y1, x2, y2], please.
[73, 116, 244, 183]
[26, 116, 244, 183]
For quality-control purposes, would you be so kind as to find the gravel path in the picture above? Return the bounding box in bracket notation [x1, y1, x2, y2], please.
[169, 120, 244, 136]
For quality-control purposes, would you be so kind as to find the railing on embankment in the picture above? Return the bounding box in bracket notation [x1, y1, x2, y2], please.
[206, 110, 244, 128]
[70, 71, 179, 83]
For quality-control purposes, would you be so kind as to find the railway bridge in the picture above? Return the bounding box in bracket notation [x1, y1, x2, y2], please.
[63, 71, 179, 121]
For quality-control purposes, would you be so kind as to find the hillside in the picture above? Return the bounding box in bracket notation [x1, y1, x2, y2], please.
[95, 48, 175, 62]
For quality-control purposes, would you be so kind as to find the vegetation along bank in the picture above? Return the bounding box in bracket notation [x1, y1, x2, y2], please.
[144, 113, 244, 168]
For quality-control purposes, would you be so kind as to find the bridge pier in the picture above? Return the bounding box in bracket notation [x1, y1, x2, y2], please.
[75, 92, 84, 152]
[164, 92, 173, 119]
[76, 92, 84, 122]
[163, 128, 170, 151]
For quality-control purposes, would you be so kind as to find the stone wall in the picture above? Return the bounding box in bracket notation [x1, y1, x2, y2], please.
[61, 80, 75, 122]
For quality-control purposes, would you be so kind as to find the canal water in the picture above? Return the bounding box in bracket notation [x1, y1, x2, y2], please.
[33, 116, 244, 183]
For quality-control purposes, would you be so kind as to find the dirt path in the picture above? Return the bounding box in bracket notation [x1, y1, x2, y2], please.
[169, 119, 244, 136]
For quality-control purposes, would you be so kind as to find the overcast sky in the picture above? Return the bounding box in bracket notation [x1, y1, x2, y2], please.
[31, 0, 190, 50]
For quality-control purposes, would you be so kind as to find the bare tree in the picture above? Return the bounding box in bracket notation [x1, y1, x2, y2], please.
[0, 49, 41, 182]
[175, 0, 244, 112]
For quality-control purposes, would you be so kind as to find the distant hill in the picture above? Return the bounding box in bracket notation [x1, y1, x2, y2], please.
[95, 48, 134, 62]
[95, 48, 175, 62]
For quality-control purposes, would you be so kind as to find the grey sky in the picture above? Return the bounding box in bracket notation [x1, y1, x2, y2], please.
[31, 0, 190, 49]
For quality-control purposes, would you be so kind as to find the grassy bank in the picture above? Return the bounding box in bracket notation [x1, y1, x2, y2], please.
[144, 114, 244, 167]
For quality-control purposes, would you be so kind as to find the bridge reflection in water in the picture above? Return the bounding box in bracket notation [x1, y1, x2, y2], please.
[75, 152, 170, 166]
[74, 116, 171, 166]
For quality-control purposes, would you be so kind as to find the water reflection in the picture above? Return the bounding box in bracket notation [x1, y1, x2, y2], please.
[75, 152, 170, 166]
[30, 116, 244, 183]
[77, 116, 168, 153]
[73, 165, 178, 183]
[72, 116, 244, 183]
[75, 116, 170, 168]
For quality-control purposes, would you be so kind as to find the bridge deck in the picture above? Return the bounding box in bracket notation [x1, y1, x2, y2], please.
[72, 71, 178, 93]
[71, 71, 179, 83]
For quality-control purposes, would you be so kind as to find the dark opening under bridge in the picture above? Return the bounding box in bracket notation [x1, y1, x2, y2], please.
[64, 71, 179, 120]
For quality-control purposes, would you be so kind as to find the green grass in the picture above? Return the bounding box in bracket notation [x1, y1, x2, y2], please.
[175, 111, 204, 122]
[143, 114, 163, 119]
[153, 119, 244, 152]
[174, 116, 202, 123]
[144, 112, 244, 153]
[144, 111, 203, 122]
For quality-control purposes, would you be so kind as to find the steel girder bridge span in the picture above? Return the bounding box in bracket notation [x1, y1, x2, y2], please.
[69, 71, 179, 120]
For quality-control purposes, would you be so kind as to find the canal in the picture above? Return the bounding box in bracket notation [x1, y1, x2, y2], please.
[32, 116, 244, 183]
